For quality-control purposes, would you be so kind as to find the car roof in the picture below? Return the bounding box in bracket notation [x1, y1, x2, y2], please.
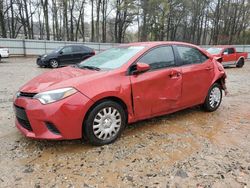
[63, 44, 93, 51]
[210, 45, 234, 49]
[119, 41, 213, 59]
[120, 41, 201, 48]
[64, 44, 88, 47]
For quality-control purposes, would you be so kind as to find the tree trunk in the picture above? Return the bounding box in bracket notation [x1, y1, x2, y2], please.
[141, 0, 148, 41]
[63, 0, 69, 41]
[95, 0, 101, 42]
[41, 0, 50, 40]
[0, 0, 7, 37]
[101, 0, 107, 42]
[91, 0, 95, 42]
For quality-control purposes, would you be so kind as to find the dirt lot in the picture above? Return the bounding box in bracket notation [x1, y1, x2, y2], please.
[0, 57, 250, 188]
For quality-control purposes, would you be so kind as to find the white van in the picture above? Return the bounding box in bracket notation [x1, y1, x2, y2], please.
[0, 48, 9, 58]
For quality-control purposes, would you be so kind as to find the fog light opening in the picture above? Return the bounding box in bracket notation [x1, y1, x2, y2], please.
[45, 122, 61, 135]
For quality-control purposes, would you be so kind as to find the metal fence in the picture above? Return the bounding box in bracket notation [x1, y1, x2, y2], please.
[0, 38, 249, 58]
[0, 38, 118, 56]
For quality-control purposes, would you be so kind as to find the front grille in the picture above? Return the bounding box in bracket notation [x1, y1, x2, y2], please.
[14, 105, 33, 131]
[46, 122, 61, 135]
[36, 58, 41, 64]
[19, 92, 36, 98]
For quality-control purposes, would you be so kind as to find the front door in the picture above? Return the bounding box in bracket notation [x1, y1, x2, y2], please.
[72, 46, 85, 63]
[129, 46, 182, 120]
[222, 48, 236, 65]
[58, 46, 74, 64]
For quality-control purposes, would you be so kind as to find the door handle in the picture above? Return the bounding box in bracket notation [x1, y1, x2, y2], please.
[205, 67, 213, 70]
[169, 70, 181, 78]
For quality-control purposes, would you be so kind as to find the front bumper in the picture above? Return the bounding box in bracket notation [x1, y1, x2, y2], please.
[14, 92, 93, 140]
[36, 58, 49, 66]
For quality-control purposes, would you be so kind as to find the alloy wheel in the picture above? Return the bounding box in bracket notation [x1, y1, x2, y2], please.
[209, 87, 221, 108]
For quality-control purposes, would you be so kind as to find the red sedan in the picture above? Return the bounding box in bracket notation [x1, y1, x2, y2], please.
[14, 42, 227, 145]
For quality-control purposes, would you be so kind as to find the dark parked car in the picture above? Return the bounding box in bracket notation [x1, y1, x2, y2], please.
[37, 45, 95, 68]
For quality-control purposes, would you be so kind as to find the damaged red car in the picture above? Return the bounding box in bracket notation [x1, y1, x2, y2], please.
[14, 42, 227, 145]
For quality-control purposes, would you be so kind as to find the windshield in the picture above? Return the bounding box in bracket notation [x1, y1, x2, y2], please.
[207, 48, 222, 55]
[78, 46, 145, 70]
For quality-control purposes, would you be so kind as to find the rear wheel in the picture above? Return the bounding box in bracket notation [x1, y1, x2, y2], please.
[203, 83, 222, 112]
[236, 58, 244, 68]
[49, 59, 59, 68]
[83, 100, 126, 146]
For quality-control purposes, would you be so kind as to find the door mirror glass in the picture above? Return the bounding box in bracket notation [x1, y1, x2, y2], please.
[134, 62, 150, 74]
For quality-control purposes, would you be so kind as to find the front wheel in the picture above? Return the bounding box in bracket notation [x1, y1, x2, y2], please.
[49, 59, 59, 68]
[83, 100, 126, 146]
[203, 83, 222, 112]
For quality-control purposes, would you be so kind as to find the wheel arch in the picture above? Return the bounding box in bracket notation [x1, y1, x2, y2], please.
[236, 56, 245, 63]
[49, 58, 60, 63]
[212, 74, 227, 92]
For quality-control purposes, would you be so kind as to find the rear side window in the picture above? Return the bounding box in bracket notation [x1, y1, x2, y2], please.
[73, 46, 83, 52]
[61, 46, 73, 53]
[176, 46, 208, 65]
[139, 46, 175, 70]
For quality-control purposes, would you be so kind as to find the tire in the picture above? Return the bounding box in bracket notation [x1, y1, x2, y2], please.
[49, 59, 59, 68]
[236, 58, 244, 68]
[203, 83, 222, 112]
[83, 100, 126, 146]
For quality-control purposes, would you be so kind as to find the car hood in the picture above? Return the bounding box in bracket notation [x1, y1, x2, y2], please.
[19, 66, 109, 93]
[209, 53, 221, 57]
[39, 51, 57, 58]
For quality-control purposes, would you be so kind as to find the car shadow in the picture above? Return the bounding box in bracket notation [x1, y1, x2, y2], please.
[223, 66, 238, 69]
[0, 59, 9, 63]
[125, 106, 202, 133]
[18, 106, 202, 152]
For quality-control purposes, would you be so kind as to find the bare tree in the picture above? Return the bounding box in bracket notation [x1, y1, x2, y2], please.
[41, 0, 50, 40]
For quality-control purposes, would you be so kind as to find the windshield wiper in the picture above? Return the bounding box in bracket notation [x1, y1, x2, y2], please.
[81, 65, 100, 71]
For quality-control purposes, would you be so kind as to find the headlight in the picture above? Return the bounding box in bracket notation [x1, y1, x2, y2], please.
[33, 87, 77, 104]
[41, 54, 47, 59]
[16, 91, 21, 98]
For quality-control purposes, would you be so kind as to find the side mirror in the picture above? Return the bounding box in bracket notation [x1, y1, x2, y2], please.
[223, 51, 228, 55]
[59, 51, 63, 54]
[134, 62, 150, 74]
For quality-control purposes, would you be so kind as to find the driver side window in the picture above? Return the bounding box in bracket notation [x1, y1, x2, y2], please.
[224, 48, 234, 54]
[138, 46, 175, 70]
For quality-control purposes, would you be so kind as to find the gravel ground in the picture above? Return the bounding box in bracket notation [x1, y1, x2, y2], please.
[0, 57, 250, 188]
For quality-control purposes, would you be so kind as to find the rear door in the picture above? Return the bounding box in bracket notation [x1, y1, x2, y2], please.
[129, 46, 182, 119]
[72, 46, 85, 63]
[174, 45, 214, 107]
[222, 48, 236, 65]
